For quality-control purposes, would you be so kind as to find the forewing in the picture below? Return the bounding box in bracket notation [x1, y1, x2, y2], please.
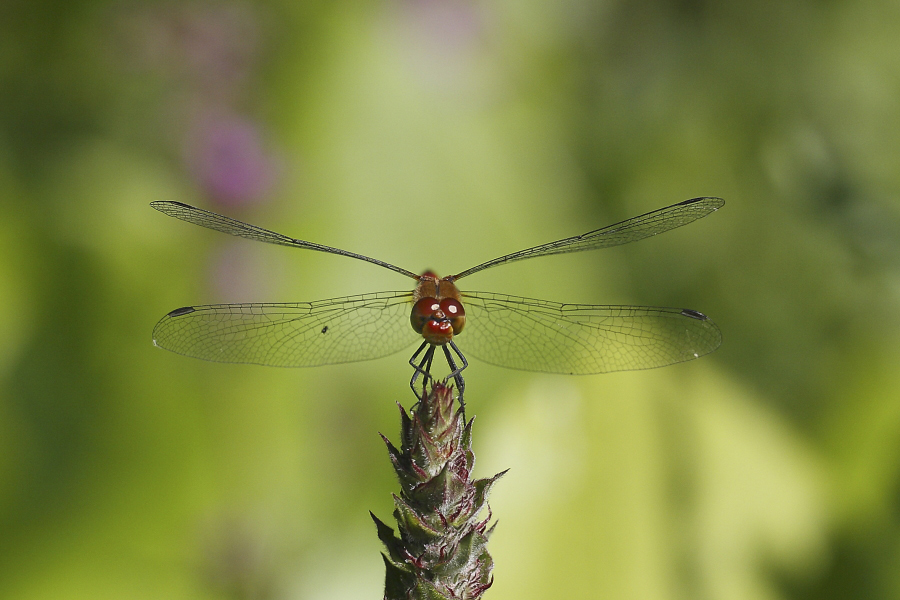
[152, 291, 420, 367]
[459, 291, 721, 374]
[150, 201, 419, 278]
[453, 197, 723, 280]
[151, 200, 311, 248]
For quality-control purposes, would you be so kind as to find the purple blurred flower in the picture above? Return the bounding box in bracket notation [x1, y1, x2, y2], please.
[111, 3, 258, 95]
[402, 0, 481, 51]
[397, 0, 484, 91]
[179, 3, 258, 97]
[185, 111, 279, 207]
[112, 4, 283, 209]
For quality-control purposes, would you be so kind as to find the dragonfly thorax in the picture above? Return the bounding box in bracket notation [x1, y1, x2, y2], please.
[411, 272, 466, 345]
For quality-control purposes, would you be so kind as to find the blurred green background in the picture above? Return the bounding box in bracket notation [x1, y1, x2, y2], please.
[2, 0, 900, 598]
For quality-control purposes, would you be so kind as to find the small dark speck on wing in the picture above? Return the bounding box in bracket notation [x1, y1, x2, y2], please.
[168, 306, 196, 317]
[680, 308, 708, 320]
[321, 326, 328, 334]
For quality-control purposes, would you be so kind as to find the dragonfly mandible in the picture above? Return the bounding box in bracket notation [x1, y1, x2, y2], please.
[151, 197, 724, 403]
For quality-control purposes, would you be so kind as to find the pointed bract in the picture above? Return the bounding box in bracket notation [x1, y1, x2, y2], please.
[371, 512, 408, 565]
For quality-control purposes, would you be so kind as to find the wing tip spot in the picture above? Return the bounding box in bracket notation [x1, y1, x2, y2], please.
[680, 308, 708, 321]
[168, 306, 196, 317]
[681, 196, 724, 210]
[151, 200, 193, 210]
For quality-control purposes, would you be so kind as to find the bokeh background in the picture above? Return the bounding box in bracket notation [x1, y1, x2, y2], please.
[2, 1, 900, 598]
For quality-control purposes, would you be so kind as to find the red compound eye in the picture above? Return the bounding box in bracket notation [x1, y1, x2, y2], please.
[439, 298, 466, 335]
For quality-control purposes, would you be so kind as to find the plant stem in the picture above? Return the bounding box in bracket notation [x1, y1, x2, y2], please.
[372, 383, 506, 600]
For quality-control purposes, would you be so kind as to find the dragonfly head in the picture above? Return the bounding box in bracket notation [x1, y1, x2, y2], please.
[411, 297, 466, 345]
[411, 272, 466, 345]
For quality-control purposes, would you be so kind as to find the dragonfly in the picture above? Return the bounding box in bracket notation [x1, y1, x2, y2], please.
[151, 197, 723, 404]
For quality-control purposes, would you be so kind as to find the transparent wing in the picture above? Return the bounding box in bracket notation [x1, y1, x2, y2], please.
[150, 201, 419, 279]
[453, 197, 724, 280]
[152, 291, 420, 367]
[459, 291, 721, 374]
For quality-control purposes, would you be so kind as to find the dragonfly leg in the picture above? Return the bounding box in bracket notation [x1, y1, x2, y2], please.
[409, 341, 436, 402]
[443, 340, 468, 410]
[422, 346, 435, 400]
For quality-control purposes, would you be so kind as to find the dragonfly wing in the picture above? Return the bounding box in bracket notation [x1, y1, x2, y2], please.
[151, 200, 310, 248]
[453, 197, 723, 280]
[459, 291, 721, 374]
[150, 201, 419, 278]
[152, 291, 420, 367]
